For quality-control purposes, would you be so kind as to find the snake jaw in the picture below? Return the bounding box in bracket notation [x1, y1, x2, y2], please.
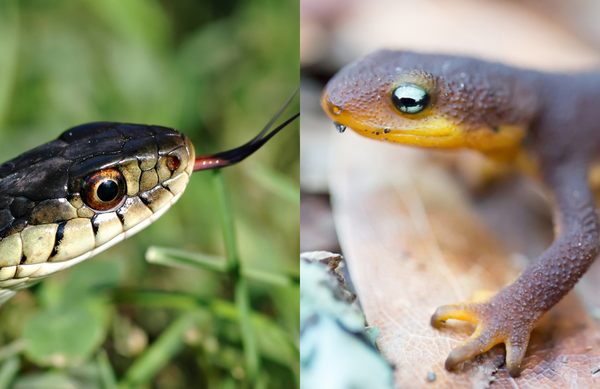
[183, 136, 196, 176]
[5, 190, 186, 291]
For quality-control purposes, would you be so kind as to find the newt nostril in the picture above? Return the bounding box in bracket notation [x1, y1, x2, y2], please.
[330, 103, 342, 115]
[324, 97, 343, 116]
[321, 92, 345, 119]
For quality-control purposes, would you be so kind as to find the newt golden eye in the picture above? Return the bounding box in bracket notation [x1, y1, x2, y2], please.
[392, 83, 430, 114]
[82, 168, 127, 211]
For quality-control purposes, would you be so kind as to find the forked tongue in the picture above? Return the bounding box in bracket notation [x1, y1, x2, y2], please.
[193, 91, 299, 172]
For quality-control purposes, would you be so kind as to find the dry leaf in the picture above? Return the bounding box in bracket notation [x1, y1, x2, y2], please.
[329, 132, 600, 388]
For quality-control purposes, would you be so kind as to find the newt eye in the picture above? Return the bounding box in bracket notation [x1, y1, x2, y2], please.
[392, 84, 430, 114]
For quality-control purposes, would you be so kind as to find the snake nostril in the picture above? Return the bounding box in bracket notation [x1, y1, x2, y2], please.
[166, 155, 181, 172]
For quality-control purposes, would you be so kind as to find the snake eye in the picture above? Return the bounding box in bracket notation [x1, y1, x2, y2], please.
[82, 168, 126, 211]
[392, 83, 430, 114]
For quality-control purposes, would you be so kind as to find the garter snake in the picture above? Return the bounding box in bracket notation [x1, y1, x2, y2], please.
[0, 122, 195, 303]
[0, 99, 298, 304]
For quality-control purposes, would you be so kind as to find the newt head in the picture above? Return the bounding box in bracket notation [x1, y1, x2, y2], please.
[321, 50, 538, 160]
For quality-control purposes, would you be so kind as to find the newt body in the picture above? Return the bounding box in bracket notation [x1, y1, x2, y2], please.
[321, 50, 600, 376]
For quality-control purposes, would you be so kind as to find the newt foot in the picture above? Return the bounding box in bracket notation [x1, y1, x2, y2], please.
[431, 298, 536, 377]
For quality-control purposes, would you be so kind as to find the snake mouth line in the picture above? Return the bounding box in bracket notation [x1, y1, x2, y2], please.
[0, 190, 185, 290]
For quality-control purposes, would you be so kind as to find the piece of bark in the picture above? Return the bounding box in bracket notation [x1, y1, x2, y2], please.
[329, 132, 600, 388]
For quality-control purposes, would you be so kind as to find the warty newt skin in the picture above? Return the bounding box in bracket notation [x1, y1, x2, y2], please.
[321, 49, 600, 376]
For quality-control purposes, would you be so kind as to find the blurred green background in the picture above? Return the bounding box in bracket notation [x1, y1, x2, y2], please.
[0, 0, 299, 388]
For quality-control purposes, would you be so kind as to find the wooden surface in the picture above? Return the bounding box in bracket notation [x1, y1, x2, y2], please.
[329, 132, 600, 388]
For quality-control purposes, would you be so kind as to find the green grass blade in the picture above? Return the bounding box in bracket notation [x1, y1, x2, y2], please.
[212, 170, 240, 272]
[0, 357, 20, 389]
[97, 351, 117, 389]
[242, 267, 298, 287]
[212, 170, 260, 383]
[146, 246, 298, 287]
[234, 276, 258, 381]
[145, 246, 227, 273]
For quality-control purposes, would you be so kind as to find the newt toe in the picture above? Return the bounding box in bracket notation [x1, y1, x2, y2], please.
[431, 298, 533, 376]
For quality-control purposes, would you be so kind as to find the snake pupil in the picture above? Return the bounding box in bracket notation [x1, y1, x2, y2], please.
[97, 180, 119, 202]
[83, 168, 127, 211]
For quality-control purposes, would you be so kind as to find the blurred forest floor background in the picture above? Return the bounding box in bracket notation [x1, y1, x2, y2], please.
[301, 0, 600, 387]
[0, 0, 298, 388]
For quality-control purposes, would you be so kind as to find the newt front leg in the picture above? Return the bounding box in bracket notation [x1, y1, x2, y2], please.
[431, 161, 599, 376]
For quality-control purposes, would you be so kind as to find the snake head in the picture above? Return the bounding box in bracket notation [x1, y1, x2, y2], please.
[0, 122, 195, 286]
[321, 50, 538, 158]
[63, 122, 195, 213]
[0, 96, 297, 291]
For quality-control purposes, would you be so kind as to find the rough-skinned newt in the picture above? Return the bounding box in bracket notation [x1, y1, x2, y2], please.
[321, 49, 600, 376]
